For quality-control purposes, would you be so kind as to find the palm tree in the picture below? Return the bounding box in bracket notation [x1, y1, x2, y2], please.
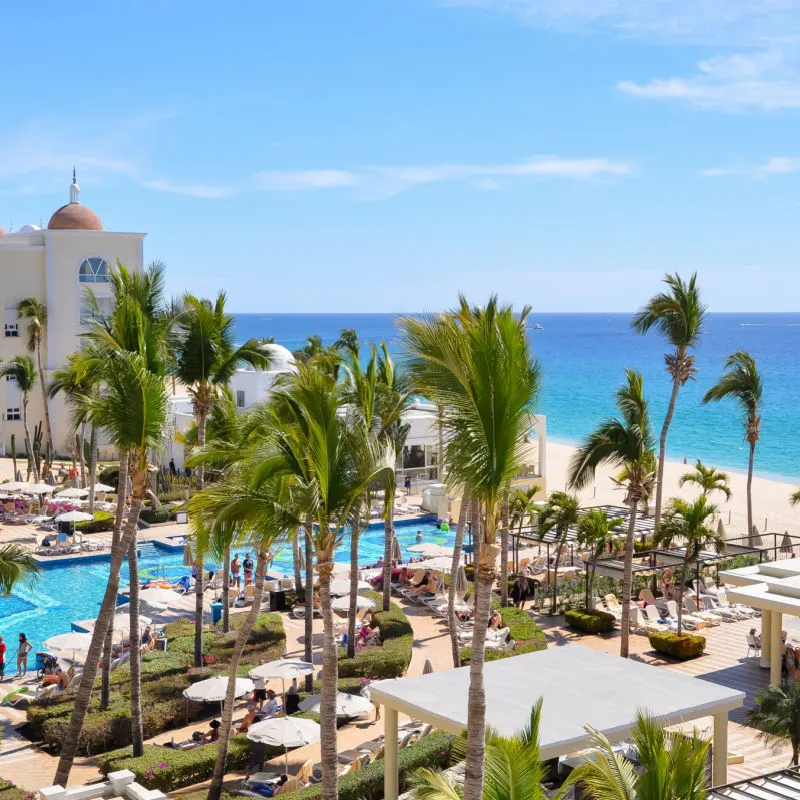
[172, 291, 271, 490]
[576, 509, 623, 610]
[614, 449, 657, 517]
[703, 351, 763, 545]
[538, 492, 580, 613]
[567, 711, 709, 800]
[632, 273, 706, 530]
[509, 486, 542, 560]
[400, 295, 541, 800]
[747, 683, 800, 766]
[411, 701, 554, 800]
[791, 489, 800, 507]
[17, 298, 54, 469]
[1, 356, 40, 482]
[654, 496, 723, 634]
[447, 492, 470, 668]
[569, 369, 655, 659]
[0, 544, 39, 595]
[679, 459, 732, 501]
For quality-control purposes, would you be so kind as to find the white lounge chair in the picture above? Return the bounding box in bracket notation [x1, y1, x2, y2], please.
[643, 604, 677, 631]
[666, 600, 705, 631]
[683, 596, 721, 626]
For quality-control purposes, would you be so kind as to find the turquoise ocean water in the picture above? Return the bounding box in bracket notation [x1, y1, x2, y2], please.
[233, 312, 800, 483]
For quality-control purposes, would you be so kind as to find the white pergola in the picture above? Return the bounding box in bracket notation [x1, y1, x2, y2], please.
[721, 557, 800, 687]
[370, 645, 743, 799]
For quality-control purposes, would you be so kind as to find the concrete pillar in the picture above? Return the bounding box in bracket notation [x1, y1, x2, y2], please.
[760, 609, 772, 668]
[384, 706, 399, 800]
[712, 712, 728, 787]
[771, 611, 783, 686]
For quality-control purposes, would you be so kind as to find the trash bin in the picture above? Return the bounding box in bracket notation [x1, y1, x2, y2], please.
[210, 601, 223, 625]
[155, 637, 168, 651]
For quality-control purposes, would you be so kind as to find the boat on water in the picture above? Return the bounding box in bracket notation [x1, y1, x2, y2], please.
[534, 323, 543, 330]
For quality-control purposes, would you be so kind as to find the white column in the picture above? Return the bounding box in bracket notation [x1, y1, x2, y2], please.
[770, 611, 782, 686]
[712, 712, 728, 787]
[384, 706, 399, 800]
[760, 609, 772, 668]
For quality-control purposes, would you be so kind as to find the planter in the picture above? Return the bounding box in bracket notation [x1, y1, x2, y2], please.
[648, 631, 706, 660]
[565, 608, 615, 634]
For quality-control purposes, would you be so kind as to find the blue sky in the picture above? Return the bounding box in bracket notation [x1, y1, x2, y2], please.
[2, 0, 799, 312]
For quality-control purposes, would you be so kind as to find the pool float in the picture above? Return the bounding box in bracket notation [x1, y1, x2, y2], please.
[439, 522, 449, 532]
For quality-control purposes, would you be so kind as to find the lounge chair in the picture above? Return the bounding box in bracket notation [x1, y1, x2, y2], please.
[665, 600, 705, 631]
[717, 589, 758, 618]
[629, 606, 661, 635]
[683, 596, 721, 626]
[642, 604, 676, 630]
[702, 595, 744, 621]
[745, 634, 761, 658]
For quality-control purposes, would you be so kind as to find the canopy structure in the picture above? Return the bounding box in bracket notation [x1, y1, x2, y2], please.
[709, 765, 800, 799]
[369, 645, 744, 799]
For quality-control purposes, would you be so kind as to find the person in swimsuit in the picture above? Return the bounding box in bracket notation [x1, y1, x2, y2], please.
[231, 554, 241, 589]
[243, 553, 254, 584]
[16, 633, 32, 678]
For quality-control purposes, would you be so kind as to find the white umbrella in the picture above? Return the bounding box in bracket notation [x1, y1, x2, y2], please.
[298, 691, 374, 718]
[23, 483, 54, 495]
[55, 487, 90, 499]
[248, 659, 314, 683]
[43, 631, 94, 662]
[247, 716, 321, 772]
[2, 481, 28, 492]
[407, 556, 452, 572]
[330, 562, 350, 575]
[407, 543, 453, 557]
[330, 578, 371, 596]
[184, 675, 254, 715]
[332, 594, 375, 612]
[93, 483, 114, 493]
[139, 587, 180, 610]
[55, 510, 93, 523]
[82, 608, 153, 639]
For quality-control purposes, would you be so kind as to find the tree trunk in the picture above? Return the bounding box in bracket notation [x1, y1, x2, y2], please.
[53, 493, 143, 785]
[78, 420, 87, 488]
[222, 542, 231, 633]
[293, 530, 303, 594]
[36, 342, 54, 471]
[619, 505, 639, 659]
[676, 555, 688, 636]
[88, 425, 97, 514]
[194, 552, 205, 668]
[747, 438, 755, 547]
[790, 738, 799, 767]
[304, 524, 314, 693]
[347, 516, 360, 659]
[462, 505, 497, 800]
[654, 375, 682, 530]
[471, 498, 481, 567]
[382, 489, 394, 612]
[101, 451, 129, 710]
[22, 395, 38, 483]
[588, 563, 597, 611]
[448, 494, 469, 668]
[128, 537, 144, 756]
[195, 409, 207, 490]
[208, 551, 267, 800]
[551, 541, 564, 615]
[318, 550, 339, 800]
[500, 493, 509, 606]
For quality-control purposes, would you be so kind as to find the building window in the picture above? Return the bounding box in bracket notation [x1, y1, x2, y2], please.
[79, 257, 111, 283]
[5, 375, 16, 383]
[6, 409, 20, 421]
[4, 323, 18, 338]
[80, 294, 112, 324]
[236, 390, 246, 409]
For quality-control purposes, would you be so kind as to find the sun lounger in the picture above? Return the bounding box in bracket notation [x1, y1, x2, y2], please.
[683, 596, 721, 625]
[642, 604, 677, 630]
[665, 600, 705, 631]
[629, 606, 662, 634]
[717, 589, 758, 618]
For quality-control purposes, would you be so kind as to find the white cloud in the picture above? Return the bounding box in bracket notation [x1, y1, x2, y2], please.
[143, 180, 233, 199]
[255, 157, 631, 199]
[703, 157, 800, 177]
[618, 49, 800, 111]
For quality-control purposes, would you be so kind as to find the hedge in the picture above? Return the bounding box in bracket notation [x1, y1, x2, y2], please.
[648, 631, 707, 660]
[565, 608, 616, 634]
[460, 606, 547, 665]
[338, 593, 413, 679]
[75, 510, 115, 533]
[140, 507, 172, 525]
[0, 779, 29, 800]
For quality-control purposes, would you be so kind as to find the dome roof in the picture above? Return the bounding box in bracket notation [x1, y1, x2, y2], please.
[263, 343, 296, 372]
[48, 203, 103, 231]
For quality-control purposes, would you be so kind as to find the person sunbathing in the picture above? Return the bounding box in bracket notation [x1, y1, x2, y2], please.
[407, 571, 436, 596]
[237, 704, 259, 734]
[356, 622, 381, 653]
[488, 610, 502, 630]
[203, 719, 221, 743]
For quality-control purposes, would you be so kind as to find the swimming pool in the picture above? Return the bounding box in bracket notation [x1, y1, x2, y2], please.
[0, 518, 450, 657]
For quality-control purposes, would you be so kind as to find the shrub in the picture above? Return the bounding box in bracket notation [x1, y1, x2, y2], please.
[565, 608, 616, 634]
[75, 510, 115, 533]
[139, 507, 172, 525]
[0, 778, 29, 800]
[98, 465, 120, 490]
[648, 631, 707, 660]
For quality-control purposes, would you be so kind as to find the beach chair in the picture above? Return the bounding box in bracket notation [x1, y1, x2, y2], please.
[643, 604, 676, 630]
[718, 589, 758, 618]
[605, 594, 622, 613]
[665, 600, 704, 631]
[692, 578, 719, 598]
[745, 634, 761, 658]
[639, 588, 660, 606]
[295, 760, 314, 787]
[702, 595, 744, 621]
[629, 606, 660, 635]
[683, 596, 721, 626]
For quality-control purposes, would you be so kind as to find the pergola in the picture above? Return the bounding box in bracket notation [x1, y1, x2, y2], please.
[721, 557, 800, 686]
[370, 645, 744, 799]
[708, 765, 800, 799]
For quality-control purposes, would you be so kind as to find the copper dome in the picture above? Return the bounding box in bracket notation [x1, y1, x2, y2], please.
[48, 204, 103, 231]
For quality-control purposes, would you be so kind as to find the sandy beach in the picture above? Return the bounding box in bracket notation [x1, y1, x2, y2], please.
[545, 440, 800, 540]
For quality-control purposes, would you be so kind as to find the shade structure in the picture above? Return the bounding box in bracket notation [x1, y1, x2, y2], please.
[298, 691, 374, 718]
[247, 716, 321, 771]
[183, 675, 254, 704]
[332, 594, 375, 612]
[43, 631, 94, 661]
[407, 543, 453, 557]
[248, 659, 314, 682]
[391, 536, 402, 562]
[23, 483, 54, 495]
[55, 510, 93, 523]
[55, 487, 89, 499]
[330, 578, 371, 596]
[82, 609, 153, 638]
[406, 556, 452, 572]
[454, 565, 467, 596]
[92, 483, 115, 493]
[422, 658, 434, 675]
[139, 587, 180, 610]
[2, 481, 29, 492]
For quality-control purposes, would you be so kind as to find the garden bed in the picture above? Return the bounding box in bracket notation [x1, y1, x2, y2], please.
[565, 608, 616, 634]
[460, 606, 547, 665]
[648, 631, 707, 660]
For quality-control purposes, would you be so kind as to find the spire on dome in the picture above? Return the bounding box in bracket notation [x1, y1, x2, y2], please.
[70, 167, 80, 204]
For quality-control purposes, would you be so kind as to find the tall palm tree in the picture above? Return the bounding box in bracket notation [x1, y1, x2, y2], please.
[172, 291, 271, 490]
[654, 496, 723, 634]
[509, 486, 541, 537]
[703, 351, 763, 545]
[17, 298, 54, 469]
[447, 492, 470, 668]
[679, 459, 732, 501]
[1, 356, 39, 482]
[567, 712, 709, 800]
[747, 683, 800, 766]
[538, 492, 580, 614]
[632, 273, 706, 530]
[576, 509, 623, 610]
[0, 544, 40, 595]
[400, 295, 541, 800]
[569, 369, 655, 659]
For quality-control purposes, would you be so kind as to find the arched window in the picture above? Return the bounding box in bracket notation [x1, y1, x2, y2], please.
[79, 257, 110, 283]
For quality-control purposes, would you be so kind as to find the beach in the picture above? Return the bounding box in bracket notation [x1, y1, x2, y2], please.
[546, 440, 800, 540]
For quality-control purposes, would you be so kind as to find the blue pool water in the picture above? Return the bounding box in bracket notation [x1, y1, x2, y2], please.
[0, 518, 448, 657]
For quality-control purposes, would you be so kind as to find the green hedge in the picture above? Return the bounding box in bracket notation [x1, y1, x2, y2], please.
[338, 593, 413, 679]
[565, 608, 616, 634]
[460, 606, 547, 665]
[139, 507, 171, 525]
[75, 510, 115, 533]
[648, 631, 707, 660]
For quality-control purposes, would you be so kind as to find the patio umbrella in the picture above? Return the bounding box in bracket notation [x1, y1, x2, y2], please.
[2, 481, 28, 492]
[407, 543, 453, 557]
[184, 675, 254, 716]
[92, 483, 114, 493]
[330, 578, 371, 596]
[55, 487, 89, 499]
[407, 556, 452, 572]
[391, 536, 402, 562]
[298, 691, 373, 718]
[43, 631, 94, 662]
[454, 565, 467, 596]
[23, 483, 54, 495]
[781, 531, 794, 554]
[332, 594, 375, 612]
[248, 659, 314, 683]
[139, 587, 180, 610]
[82, 610, 153, 641]
[717, 519, 726, 538]
[751, 525, 764, 548]
[423, 658, 434, 675]
[55, 510, 93, 535]
[247, 716, 321, 772]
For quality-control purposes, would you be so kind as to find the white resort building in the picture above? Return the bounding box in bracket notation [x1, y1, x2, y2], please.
[0, 172, 145, 457]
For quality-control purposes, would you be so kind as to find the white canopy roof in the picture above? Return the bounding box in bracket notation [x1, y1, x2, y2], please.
[370, 645, 743, 761]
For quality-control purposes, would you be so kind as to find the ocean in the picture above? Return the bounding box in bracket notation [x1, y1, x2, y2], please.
[232, 313, 800, 483]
